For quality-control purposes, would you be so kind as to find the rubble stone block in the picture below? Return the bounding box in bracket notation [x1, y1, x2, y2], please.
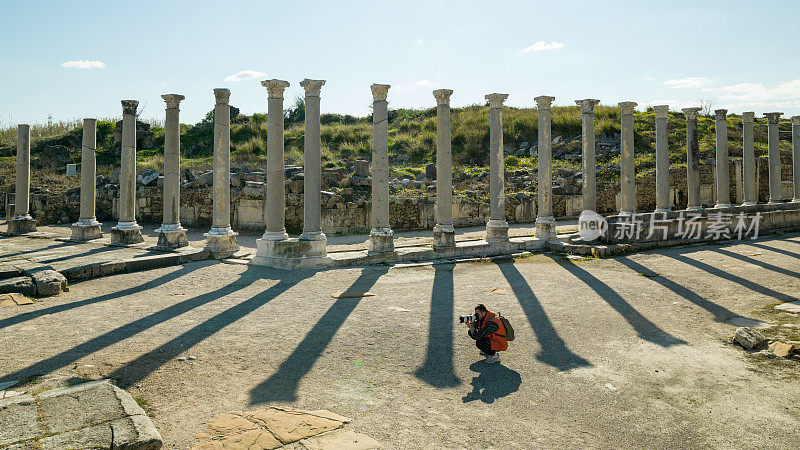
[733, 327, 767, 350]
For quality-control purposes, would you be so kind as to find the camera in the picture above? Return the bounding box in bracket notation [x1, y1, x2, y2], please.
[459, 314, 476, 324]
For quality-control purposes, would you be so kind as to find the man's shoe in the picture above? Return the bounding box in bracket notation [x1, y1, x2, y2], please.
[484, 354, 500, 364]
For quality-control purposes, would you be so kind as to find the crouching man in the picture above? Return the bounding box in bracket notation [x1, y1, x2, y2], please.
[465, 304, 508, 363]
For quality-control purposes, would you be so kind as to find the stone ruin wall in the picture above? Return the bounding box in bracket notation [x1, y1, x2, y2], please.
[1, 155, 792, 235]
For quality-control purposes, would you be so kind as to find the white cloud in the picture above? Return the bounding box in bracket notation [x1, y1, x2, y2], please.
[61, 60, 105, 69]
[718, 79, 800, 110]
[416, 80, 433, 87]
[663, 77, 712, 89]
[519, 41, 565, 54]
[417, 39, 422, 45]
[224, 69, 267, 82]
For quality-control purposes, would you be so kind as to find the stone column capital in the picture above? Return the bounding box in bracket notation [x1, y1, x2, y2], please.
[121, 100, 138, 115]
[742, 111, 755, 122]
[535, 95, 555, 110]
[261, 79, 290, 99]
[714, 109, 728, 120]
[652, 105, 669, 119]
[213, 88, 231, 104]
[371, 83, 391, 101]
[682, 107, 701, 120]
[618, 102, 637, 114]
[764, 112, 783, 124]
[433, 89, 454, 105]
[161, 94, 185, 109]
[792, 115, 800, 126]
[299, 78, 325, 97]
[486, 93, 509, 108]
[575, 98, 600, 114]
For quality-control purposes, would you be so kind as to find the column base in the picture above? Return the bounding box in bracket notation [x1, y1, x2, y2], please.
[714, 203, 733, 208]
[368, 228, 395, 254]
[110, 226, 144, 246]
[741, 201, 758, 206]
[534, 216, 556, 239]
[769, 199, 784, 204]
[485, 219, 509, 243]
[433, 224, 456, 248]
[792, 199, 800, 203]
[261, 230, 290, 241]
[7, 215, 37, 234]
[204, 229, 239, 259]
[156, 230, 189, 250]
[687, 205, 704, 211]
[70, 219, 103, 241]
[618, 210, 636, 216]
[251, 237, 331, 269]
[653, 208, 672, 214]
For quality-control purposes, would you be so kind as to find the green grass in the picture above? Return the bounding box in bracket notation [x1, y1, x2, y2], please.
[1, 102, 794, 182]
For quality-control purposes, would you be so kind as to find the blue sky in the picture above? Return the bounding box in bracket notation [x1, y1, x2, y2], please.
[2, 0, 799, 126]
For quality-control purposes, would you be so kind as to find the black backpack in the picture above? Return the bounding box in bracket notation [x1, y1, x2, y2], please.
[497, 313, 515, 342]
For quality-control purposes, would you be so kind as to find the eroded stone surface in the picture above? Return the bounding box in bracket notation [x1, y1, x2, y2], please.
[192, 407, 371, 449]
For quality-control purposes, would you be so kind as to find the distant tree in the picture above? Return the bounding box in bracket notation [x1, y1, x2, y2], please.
[699, 98, 714, 117]
[285, 96, 305, 124]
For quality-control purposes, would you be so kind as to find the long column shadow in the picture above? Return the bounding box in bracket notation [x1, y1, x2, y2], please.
[549, 257, 686, 347]
[0, 267, 262, 383]
[0, 264, 202, 331]
[249, 266, 390, 405]
[616, 256, 741, 322]
[745, 241, 800, 260]
[713, 247, 800, 279]
[667, 253, 797, 303]
[0, 241, 69, 260]
[32, 244, 119, 264]
[414, 263, 461, 387]
[110, 270, 313, 389]
[495, 261, 591, 371]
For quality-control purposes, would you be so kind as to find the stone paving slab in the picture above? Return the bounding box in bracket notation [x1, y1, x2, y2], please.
[0, 379, 162, 449]
[192, 407, 378, 449]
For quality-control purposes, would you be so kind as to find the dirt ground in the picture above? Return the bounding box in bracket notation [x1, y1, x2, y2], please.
[1, 234, 799, 448]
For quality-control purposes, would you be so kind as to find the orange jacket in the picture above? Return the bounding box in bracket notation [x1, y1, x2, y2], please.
[477, 311, 508, 351]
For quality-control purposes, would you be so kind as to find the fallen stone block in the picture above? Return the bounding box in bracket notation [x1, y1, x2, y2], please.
[29, 269, 68, 297]
[734, 327, 767, 350]
[0, 276, 37, 297]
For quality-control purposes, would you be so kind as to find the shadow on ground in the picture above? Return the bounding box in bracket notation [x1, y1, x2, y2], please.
[249, 266, 390, 404]
[461, 361, 522, 404]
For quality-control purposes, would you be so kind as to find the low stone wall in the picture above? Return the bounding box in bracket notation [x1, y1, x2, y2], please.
[1, 155, 794, 236]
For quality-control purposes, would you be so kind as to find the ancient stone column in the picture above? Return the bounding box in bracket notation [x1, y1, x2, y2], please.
[576, 99, 600, 212]
[433, 88, 455, 248]
[741, 112, 757, 205]
[298, 78, 327, 255]
[682, 107, 702, 210]
[714, 109, 732, 208]
[485, 93, 510, 243]
[71, 118, 102, 240]
[204, 88, 239, 257]
[260, 79, 291, 243]
[793, 116, 800, 202]
[618, 102, 637, 215]
[765, 112, 784, 203]
[8, 124, 36, 234]
[157, 94, 188, 249]
[369, 83, 394, 254]
[535, 95, 556, 239]
[653, 105, 671, 213]
[110, 100, 144, 244]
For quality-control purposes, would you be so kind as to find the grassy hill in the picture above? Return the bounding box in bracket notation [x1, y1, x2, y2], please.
[0, 100, 793, 194]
